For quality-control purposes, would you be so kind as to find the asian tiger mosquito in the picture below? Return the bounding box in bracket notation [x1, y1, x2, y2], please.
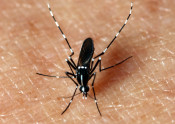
[36, 2, 133, 116]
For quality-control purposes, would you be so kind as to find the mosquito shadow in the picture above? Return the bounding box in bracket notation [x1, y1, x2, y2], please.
[91, 35, 139, 95]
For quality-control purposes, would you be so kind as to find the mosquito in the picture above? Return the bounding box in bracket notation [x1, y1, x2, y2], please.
[36, 2, 133, 116]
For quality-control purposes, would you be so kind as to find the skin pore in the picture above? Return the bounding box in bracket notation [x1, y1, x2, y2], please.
[0, 0, 175, 123]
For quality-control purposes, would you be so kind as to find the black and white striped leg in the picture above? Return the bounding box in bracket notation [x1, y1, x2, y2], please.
[65, 59, 76, 76]
[90, 57, 101, 74]
[90, 58, 95, 70]
[36, 73, 69, 78]
[61, 72, 78, 115]
[68, 56, 76, 68]
[91, 73, 102, 116]
[65, 72, 76, 77]
[48, 3, 74, 57]
[90, 56, 132, 74]
[94, 2, 133, 59]
[100, 56, 132, 71]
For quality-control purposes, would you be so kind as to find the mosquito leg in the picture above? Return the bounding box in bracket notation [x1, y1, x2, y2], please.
[48, 3, 74, 57]
[94, 2, 133, 59]
[90, 55, 132, 74]
[61, 72, 78, 115]
[36, 73, 70, 78]
[90, 58, 95, 70]
[36, 58, 76, 79]
[61, 87, 78, 115]
[90, 57, 101, 74]
[100, 56, 132, 71]
[91, 73, 102, 116]
[65, 59, 76, 76]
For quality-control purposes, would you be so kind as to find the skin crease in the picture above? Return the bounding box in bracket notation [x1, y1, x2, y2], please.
[0, 0, 175, 123]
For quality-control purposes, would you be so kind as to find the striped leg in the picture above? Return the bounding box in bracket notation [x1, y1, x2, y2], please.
[48, 3, 74, 57]
[36, 73, 70, 78]
[94, 2, 133, 59]
[91, 73, 102, 116]
[65, 58, 76, 76]
[90, 56, 132, 74]
[61, 72, 78, 115]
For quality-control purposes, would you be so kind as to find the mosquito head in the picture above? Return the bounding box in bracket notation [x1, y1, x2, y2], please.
[79, 86, 89, 94]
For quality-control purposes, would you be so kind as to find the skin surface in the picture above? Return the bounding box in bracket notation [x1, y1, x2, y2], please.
[0, 0, 175, 123]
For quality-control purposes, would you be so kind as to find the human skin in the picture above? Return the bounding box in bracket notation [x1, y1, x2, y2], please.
[0, 0, 175, 123]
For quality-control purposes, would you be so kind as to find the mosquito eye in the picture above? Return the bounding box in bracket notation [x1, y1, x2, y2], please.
[80, 86, 85, 92]
[85, 86, 89, 92]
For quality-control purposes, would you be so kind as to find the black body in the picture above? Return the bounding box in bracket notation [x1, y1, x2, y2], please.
[77, 38, 94, 89]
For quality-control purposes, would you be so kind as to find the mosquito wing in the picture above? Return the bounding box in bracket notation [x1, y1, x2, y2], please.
[77, 38, 94, 66]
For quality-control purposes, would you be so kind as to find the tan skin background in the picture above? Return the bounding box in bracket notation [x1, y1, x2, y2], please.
[0, 0, 175, 123]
